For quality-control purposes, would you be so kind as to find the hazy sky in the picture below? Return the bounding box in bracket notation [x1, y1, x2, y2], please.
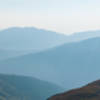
[0, 0, 100, 34]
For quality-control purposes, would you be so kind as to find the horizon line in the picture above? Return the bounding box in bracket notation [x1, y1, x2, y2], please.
[0, 26, 100, 36]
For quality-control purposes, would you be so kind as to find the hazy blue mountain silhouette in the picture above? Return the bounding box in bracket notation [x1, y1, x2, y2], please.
[0, 74, 63, 100]
[0, 27, 100, 61]
[0, 49, 35, 61]
[0, 27, 67, 51]
[0, 27, 100, 51]
[0, 27, 68, 60]
[71, 30, 100, 40]
[0, 37, 100, 90]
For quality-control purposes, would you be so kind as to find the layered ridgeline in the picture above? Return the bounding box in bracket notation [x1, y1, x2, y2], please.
[0, 74, 63, 100]
[0, 27, 67, 50]
[0, 37, 100, 89]
[1, 27, 100, 50]
[0, 49, 34, 61]
[0, 27, 67, 60]
[48, 80, 100, 100]
[0, 27, 100, 60]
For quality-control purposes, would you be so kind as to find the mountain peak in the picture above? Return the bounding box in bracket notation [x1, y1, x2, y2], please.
[0, 27, 67, 50]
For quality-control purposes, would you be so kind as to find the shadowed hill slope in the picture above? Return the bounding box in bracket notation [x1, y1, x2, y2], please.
[0, 74, 63, 100]
[48, 80, 100, 100]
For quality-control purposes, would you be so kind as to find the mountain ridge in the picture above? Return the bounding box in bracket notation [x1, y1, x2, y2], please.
[0, 27, 100, 51]
[0, 37, 100, 89]
[48, 80, 100, 100]
[0, 73, 63, 100]
[0, 27, 67, 50]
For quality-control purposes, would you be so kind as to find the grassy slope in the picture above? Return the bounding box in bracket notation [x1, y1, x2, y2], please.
[0, 74, 63, 100]
[48, 80, 100, 100]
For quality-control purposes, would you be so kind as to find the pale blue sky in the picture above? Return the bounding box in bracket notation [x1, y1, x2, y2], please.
[0, 0, 100, 34]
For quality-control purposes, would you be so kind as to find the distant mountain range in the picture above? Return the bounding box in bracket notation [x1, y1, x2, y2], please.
[0, 49, 34, 61]
[0, 27, 100, 100]
[0, 27, 100, 51]
[0, 27, 67, 51]
[48, 80, 100, 100]
[0, 74, 63, 100]
[0, 27, 67, 60]
[0, 27, 100, 60]
[0, 37, 100, 90]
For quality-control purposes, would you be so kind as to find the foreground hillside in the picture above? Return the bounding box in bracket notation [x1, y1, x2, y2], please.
[0, 74, 62, 100]
[48, 80, 100, 100]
